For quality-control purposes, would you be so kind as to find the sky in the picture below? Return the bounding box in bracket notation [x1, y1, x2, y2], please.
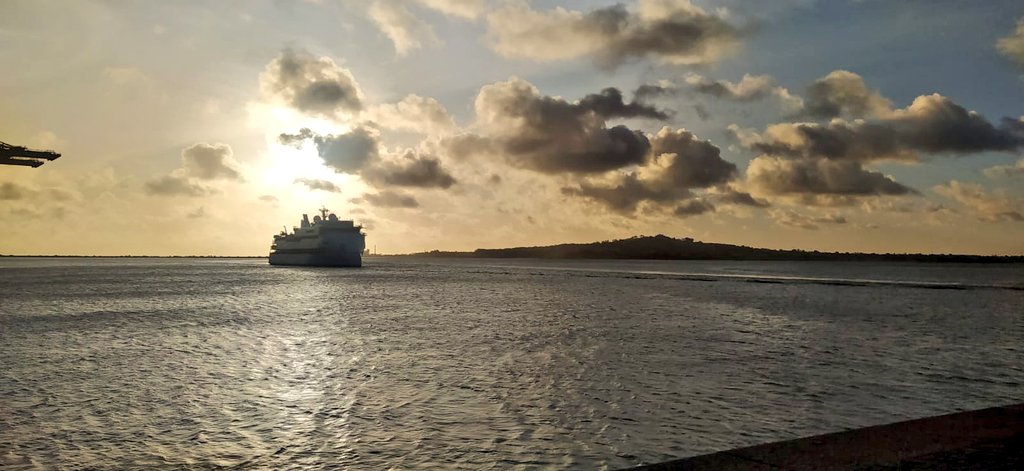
[1, 0, 1023, 256]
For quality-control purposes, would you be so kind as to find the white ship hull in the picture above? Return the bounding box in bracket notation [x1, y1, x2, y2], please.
[268, 249, 362, 267]
[268, 209, 366, 268]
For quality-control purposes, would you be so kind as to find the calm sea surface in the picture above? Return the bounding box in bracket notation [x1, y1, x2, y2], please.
[1, 257, 1022, 469]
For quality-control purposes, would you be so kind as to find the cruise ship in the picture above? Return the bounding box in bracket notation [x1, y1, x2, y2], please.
[269, 207, 366, 267]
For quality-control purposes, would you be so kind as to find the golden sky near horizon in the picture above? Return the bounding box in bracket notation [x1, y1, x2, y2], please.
[1, 0, 1023, 255]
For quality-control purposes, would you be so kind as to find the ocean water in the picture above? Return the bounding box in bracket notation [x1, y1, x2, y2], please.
[1, 257, 1021, 470]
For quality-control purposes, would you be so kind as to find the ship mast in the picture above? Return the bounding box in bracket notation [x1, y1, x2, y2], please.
[319, 206, 329, 220]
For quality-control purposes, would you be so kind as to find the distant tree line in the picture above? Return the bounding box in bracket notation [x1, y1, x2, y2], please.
[403, 235, 1023, 263]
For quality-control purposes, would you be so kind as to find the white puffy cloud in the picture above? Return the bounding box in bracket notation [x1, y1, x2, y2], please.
[365, 94, 456, 135]
[934, 181, 1023, 222]
[800, 70, 892, 119]
[997, 18, 1024, 66]
[983, 158, 1024, 178]
[369, 0, 440, 56]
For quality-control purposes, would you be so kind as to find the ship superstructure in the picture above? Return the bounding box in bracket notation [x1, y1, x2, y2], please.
[269, 207, 365, 267]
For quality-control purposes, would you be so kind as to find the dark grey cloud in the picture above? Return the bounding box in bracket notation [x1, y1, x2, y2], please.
[364, 151, 456, 189]
[294, 178, 342, 192]
[633, 83, 676, 102]
[693, 104, 711, 121]
[771, 209, 848, 230]
[715, 189, 770, 207]
[144, 174, 212, 197]
[562, 173, 684, 213]
[181, 143, 242, 181]
[281, 128, 456, 190]
[357, 191, 419, 208]
[441, 133, 498, 162]
[747, 156, 916, 197]
[750, 121, 906, 162]
[561, 128, 740, 214]
[0, 182, 28, 200]
[673, 198, 715, 217]
[280, 127, 379, 174]
[487, 2, 739, 69]
[800, 70, 891, 119]
[685, 73, 777, 101]
[649, 127, 738, 188]
[260, 48, 362, 117]
[893, 98, 1023, 155]
[746, 95, 1024, 162]
[464, 78, 667, 174]
[576, 87, 671, 120]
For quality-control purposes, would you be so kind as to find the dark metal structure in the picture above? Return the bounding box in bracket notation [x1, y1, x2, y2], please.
[0, 140, 61, 167]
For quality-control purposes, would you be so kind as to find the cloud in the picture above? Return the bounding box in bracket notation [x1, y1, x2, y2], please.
[415, 0, 483, 19]
[714, 188, 770, 207]
[294, 178, 342, 192]
[462, 77, 667, 174]
[102, 66, 153, 86]
[280, 127, 380, 173]
[997, 18, 1024, 66]
[673, 198, 715, 217]
[365, 94, 456, 135]
[358, 190, 419, 208]
[187, 206, 207, 219]
[563, 173, 684, 213]
[0, 182, 28, 200]
[181, 143, 242, 181]
[279, 127, 455, 189]
[934, 181, 1023, 222]
[747, 156, 915, 196]
[633, 82, 677, 102]
[144, 174, 213, 197]
[983, 158, 1024, 178]
[647, 127, 738, 188]
[260, 48, 362, 118]
[364, 151, 457, 188]
[685, 73, 802, 109]
[369, 0, 439, 56]
[144, 142, 239, 197]
[800, 70, 892, 119]
[576, 87, 672, 120]
[259, 195, 279, 204]
[770, 209, 848, 230]
[561, 127, 738, 213]
[742, 95, 1023, 162]
[486, 0, 740, 69]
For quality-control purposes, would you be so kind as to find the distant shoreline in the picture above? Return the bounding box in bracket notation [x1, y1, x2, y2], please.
[0, 255, 266, 259]
[3, 235, 1022, 262]
[400, 235, 1024, 263]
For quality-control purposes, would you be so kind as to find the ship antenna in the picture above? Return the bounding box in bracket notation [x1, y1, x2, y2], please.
[319, 206, 329, 220]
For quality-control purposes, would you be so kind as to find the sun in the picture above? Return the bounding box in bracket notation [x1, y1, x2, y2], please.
[246, 103, 369, 212]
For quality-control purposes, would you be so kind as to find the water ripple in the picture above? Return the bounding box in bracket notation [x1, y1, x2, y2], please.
[1, 258, 1021, 469]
